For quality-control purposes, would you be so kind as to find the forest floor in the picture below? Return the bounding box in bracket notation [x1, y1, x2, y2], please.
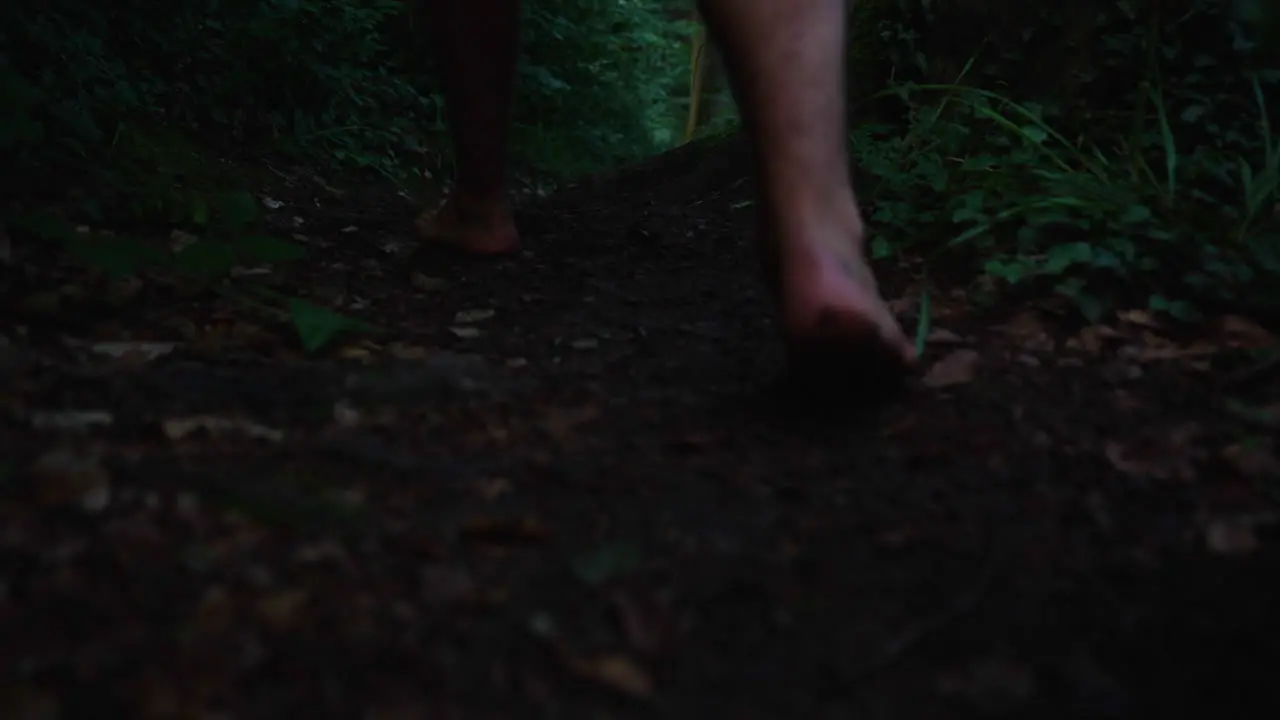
[3, 137, 1280, 719]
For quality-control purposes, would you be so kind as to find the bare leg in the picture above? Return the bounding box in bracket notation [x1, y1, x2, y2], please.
[416, 0, 521, 254]
[698, 0, 916, 368]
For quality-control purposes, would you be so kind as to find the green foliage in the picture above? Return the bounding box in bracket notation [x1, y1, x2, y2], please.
[0, 0, 689, 197]
[514, 1, 693, 177]
[858, 0, 1280, 322]
[2, 0, 691, 350]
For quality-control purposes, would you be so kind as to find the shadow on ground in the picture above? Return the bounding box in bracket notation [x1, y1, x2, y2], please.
[2, 136, 1279, 719]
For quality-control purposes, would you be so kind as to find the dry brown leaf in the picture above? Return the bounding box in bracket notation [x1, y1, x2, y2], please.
[0, 683, 61, 720]
[162, 416, 284, 442]
[89, 341, 177, 363]
[192, 585, 236, 635]
[1205, 517, 1259, 556]
[1220, 315, 1277, 348]
[256, 590, 309, 632]
[922, 349, 981, 388]
[611, 592, 673, 657]
[29, 446, 111, 511]
[1000, 311, 1049, 340]
[411, 273, 447, 291]
[420, 564, 479, 606]
[1066, 325, 1120, 355]
[387, 343, 430, 359]
[1221, 441, 1280, 478]
[1117, 309, 1161, 328]
[453, 308, 495, 323]
[169, 229, 198, 253]
[562, 653, 654, 699]
[1103, 426, 1203, 481]
[458, 516, 550, 545]
[29, 410, 113, 431]
[926, 328, 965, 345]
[542, 404, 601, 439]
[1132, 341, 1219, 363]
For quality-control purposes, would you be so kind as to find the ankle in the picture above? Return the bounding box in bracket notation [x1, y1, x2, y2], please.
[760, 192, 866, 259]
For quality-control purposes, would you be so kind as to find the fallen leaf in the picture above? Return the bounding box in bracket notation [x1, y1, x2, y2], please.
[1132, 341, 1219, 362]
[1117, 309, 1161, 328]
[261, 196, 284, 209]
[506, 357, 528, 368]
[29, 446, 111, 511]
[561, 653, 654, 699]
[572, 543, 642, 586]
[1066, 325, 1119, 355]
[453, 308, 495, 323]
[458, 516, 550, 545]
[89, 341, 177, 362]
[0, 683, 61, 720]
[611, 591, 673, 656]
[1205, 517, 1259, 556]
[1221, 440, 1280, 478]
[169, 229, 198, 253]
[387, 343, 430, 359]
[1220, 315, 1276, 348]
[162, 415, 284, 442]
[256, 590, 309, 632]
[542, 404, 600, 439]
[571, 337, 599, 350]
[922, 349, 981, 388]
[420, 564, 479, 606]
[1000, 311, 1050, 343]
[1103, 426, 1203, 481]
[449, 327, 481, 338]
[411, 274, 448, 291]
[29, 410, 113, 431]
[936, 656, 1037, 715]
[926, 328, 965, 345]
[192, 585, 236, 634]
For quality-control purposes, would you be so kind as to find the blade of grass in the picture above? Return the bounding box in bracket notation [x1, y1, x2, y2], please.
[1148, 86, 1178, 197]
[913, 285, 932, 359]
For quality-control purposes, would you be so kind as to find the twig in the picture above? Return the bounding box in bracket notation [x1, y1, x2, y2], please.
[851, 538, 1000, 681]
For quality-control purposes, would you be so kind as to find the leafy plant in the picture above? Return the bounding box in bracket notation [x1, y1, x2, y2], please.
[855, 0, 1280, 323]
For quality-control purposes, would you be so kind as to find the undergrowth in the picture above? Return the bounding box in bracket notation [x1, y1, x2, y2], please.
[2, 0, 1277, 352]
[859, 0, 1280, 325]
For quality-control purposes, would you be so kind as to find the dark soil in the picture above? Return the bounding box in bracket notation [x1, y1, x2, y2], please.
[3, 137, 1280, 719]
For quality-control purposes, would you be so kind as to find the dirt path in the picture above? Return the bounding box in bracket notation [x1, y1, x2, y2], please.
[3, 139, 1279, 719]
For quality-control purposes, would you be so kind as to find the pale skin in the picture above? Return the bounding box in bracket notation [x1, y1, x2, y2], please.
[418, 0, 917, 372]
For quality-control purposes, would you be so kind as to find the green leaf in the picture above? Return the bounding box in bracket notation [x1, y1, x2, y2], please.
[219, 190, 259, 232]
[984, 258, 1028, 284]
[1120, 204, 1153, 224]
[65, 236, 167, 278]
[175, 240, 238, 279]
[10, 210, 76, 243]
[233, 235, 306, 263]
[288, 298, 358, 352]
[571, 542, 642, 586]
[1020, 125, 1048, 144]
[191, 197, 210, 226]
[1044, 242, 1094, 274]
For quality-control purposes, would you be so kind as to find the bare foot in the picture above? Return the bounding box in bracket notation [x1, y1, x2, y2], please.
[763, 214, 917, 376]
[414, 194, 519, 255]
